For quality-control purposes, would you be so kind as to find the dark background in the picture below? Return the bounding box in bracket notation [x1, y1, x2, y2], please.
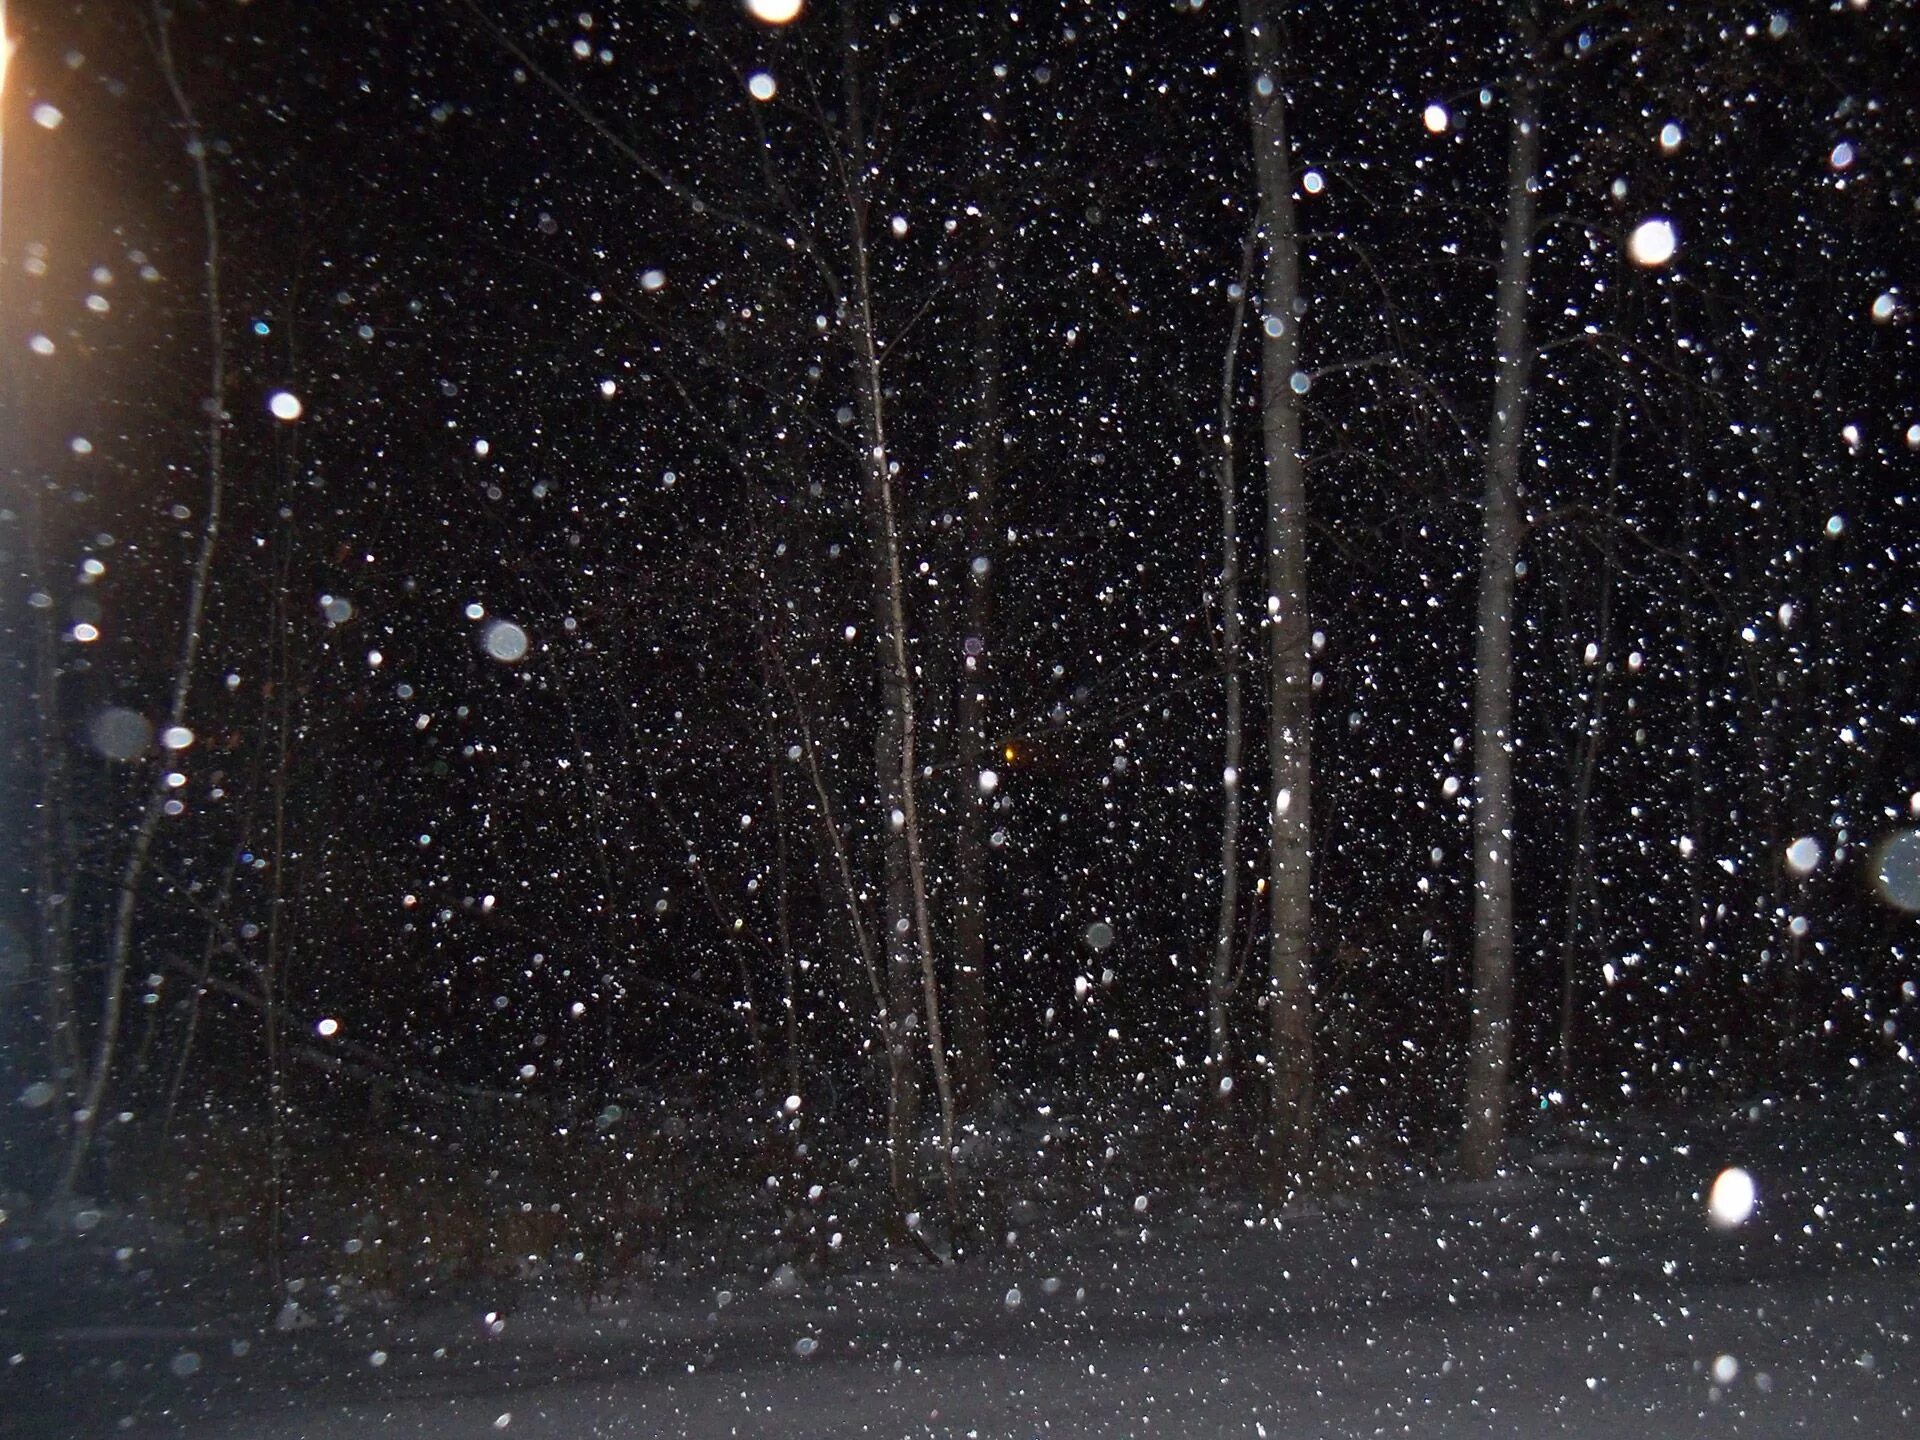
[0, 0, 1914, 1233]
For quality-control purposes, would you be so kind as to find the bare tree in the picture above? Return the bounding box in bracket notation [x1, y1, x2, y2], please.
[1460, 1, 1540, 1182]
[59, 6, 229, 1198]
[1241, 0, 1314, 1194]
[838, 8, 961, 1239]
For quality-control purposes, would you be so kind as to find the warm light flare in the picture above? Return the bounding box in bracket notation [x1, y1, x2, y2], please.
[745, 0, 805, 22]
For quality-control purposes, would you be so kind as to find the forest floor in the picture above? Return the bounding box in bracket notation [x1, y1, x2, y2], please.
[3, 1070, 1918, 1439]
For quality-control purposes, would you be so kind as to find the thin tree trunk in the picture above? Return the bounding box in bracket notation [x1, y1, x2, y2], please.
[842, 7, 961, 1243]
[164, 649, 276, 1134]
[1208, 229, 1257, 1160]
[1241, 0, 1314, 1196]
[774, 659, 916, 1221]
[1461, 6, 1540, 1181]
[948, 3, 1010, 1114]
[59, 10, 228, 1197]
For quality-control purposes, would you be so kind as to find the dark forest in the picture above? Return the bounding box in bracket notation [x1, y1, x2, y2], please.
[0, 3, 1916, 1433]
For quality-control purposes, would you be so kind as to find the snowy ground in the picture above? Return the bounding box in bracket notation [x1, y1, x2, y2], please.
[4, 1078, 1917, 1439]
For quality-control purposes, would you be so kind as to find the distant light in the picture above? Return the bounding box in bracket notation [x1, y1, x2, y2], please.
[316, 1017, 340, 1038]
[1830, 141, 1856, 170]
[1422, 103, 1449, 134]
[745, 0, 804, 22]
[1627, 217, 1676, 267]
[1708, 1166, 1757, 1228]
[1301, 169, 1324, 195]
[482, 618, 530, 662]
[1658, 121, 1683, 152]
[747, 71, 777, 102]
[1785, 837, 1822, 875]
[268, 390, 303, 421]
[32, 102, 63, 130]
[641, 268, 666, 292]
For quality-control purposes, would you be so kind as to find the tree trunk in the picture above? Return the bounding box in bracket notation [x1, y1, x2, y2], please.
[1461, 7, 1540, 1182]
[59, 11, 228, 1198]
[1207, 229, 1257, 1162]
[1241, 0, 1314, 1196]
[842, 8, 961, 1243]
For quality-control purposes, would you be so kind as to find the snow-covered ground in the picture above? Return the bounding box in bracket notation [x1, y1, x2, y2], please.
[5, 1077, 1916, 1438]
